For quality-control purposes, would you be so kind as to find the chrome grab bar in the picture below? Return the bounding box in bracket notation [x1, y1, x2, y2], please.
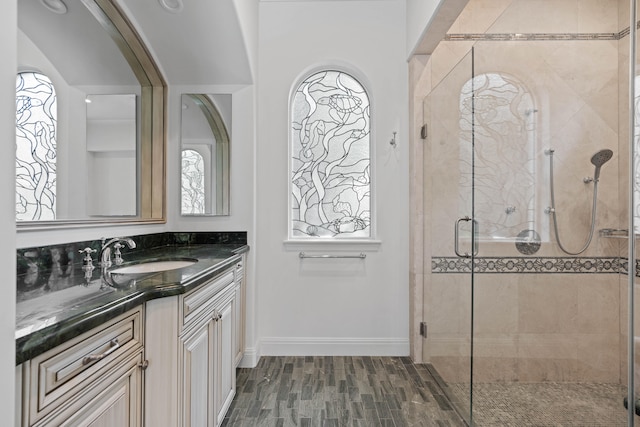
[299, 252, 366, 259]
[454, 216, 479, 258]
[82, 338, 120, 365]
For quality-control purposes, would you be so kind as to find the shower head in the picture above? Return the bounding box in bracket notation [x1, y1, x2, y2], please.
[591, 149, 613, 168]
[591, 149, 613, 181]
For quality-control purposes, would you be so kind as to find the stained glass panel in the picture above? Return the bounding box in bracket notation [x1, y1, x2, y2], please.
[182, 149, 205, 214]
[291, 70, 371, 238]
[16, 72, 57, 221]
[459, 73, 536, 240]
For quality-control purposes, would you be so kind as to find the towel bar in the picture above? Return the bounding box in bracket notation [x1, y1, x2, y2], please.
[298, 252, 366, 259]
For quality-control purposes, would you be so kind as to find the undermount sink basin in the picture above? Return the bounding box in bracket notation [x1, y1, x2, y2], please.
[110, 259, 198, 275]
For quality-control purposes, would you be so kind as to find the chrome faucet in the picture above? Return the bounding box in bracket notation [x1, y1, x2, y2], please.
[100, 237, 136, 267]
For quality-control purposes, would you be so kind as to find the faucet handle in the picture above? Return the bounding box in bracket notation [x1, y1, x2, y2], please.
[78, 247, 97, 265]
[113, 242, 125, 265]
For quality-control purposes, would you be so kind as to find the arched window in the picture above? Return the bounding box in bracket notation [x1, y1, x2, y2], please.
[181, 149, 206, 215]
[16, 71, 57, 221]
[290, 70, 371, 238]
[459, 72, 536, 240]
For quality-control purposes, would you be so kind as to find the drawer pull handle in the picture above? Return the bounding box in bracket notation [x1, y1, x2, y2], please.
[82, 338, 120, 365]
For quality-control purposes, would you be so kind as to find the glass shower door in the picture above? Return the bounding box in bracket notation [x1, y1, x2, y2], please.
[423, 49, 475, 424]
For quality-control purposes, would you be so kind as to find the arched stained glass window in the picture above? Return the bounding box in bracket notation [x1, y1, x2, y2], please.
[291, 70, 371, 238]
[16, 72, 57, 221]
[459, 73, 536, 240]
[182, 149, 206, 214]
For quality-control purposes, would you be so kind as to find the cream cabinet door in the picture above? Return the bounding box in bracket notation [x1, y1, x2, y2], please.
[214, 296, 235, 426]
[180, 288, 236, 427]
[181, 319, 215, 427]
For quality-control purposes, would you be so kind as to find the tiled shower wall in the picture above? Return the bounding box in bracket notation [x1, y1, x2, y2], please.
[410, 0, 632, 384]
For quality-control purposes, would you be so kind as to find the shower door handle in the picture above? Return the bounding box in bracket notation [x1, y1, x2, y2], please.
[454, 216, 479, 258]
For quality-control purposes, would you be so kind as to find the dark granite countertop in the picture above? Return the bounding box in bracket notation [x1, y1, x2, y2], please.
[16, 242, 248, 365]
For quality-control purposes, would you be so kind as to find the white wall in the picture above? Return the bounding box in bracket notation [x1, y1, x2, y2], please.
[1, 1, 16, 422]
[232, 0, 259, 83]
[256, 0, 409, 358]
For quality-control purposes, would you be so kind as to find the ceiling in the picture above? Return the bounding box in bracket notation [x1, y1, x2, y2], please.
[118, 0, 253, 85]
[18, 0, 138, 86]
[18, 0, 253, 87]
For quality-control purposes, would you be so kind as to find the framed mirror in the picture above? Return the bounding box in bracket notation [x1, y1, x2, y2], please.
[16, 0, 166, 227]
[180, 94, 230, 216]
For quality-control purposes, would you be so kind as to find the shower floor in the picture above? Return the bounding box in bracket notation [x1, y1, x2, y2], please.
[447, 382, 631, 426]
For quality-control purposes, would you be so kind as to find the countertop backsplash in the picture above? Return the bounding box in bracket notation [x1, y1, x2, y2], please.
[17, 231, 247, 302]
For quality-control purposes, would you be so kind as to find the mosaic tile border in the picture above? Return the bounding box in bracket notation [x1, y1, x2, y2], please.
[431, 256, 621, 274]
[445, 22, 640, 42]
[445, 32, 619, 41]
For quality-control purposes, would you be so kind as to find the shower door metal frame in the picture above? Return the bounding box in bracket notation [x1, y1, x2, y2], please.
[628, 0, 637, 425]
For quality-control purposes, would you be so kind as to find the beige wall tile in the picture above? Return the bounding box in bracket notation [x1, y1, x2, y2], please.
[576, 333, 621, 382]
[518, 276, 579, 334]
[474, 276, 519, 334]
[448, 0, 513, 34]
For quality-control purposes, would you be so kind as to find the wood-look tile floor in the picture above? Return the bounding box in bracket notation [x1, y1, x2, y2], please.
[222, 356, 466, 427]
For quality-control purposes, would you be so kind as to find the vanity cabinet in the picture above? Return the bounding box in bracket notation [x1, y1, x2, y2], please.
[145, 259, 244, 427]
[16, 307, 145, 427]
[15, 251, 247, 427]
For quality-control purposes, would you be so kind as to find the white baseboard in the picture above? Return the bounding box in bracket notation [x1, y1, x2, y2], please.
[258, 337, 410, 357]
[238, 347, 259, 368]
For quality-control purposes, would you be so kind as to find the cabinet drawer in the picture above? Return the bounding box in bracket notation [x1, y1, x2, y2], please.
[182, 270, 234, 328]
[32, 350, 143, 427]
[28, 307, 143, 423]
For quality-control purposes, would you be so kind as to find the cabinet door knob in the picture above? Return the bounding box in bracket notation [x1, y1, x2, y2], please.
[138, 360, 149, 370]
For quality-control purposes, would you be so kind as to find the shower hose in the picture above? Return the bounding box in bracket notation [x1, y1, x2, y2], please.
[548, 150, 599, 255]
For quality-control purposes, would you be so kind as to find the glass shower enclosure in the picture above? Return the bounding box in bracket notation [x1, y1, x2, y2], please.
[419, 1, 639, 424]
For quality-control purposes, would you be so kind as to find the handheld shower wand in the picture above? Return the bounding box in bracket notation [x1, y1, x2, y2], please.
[547, 148, 612, 255]
[591, 149, 613, 182]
